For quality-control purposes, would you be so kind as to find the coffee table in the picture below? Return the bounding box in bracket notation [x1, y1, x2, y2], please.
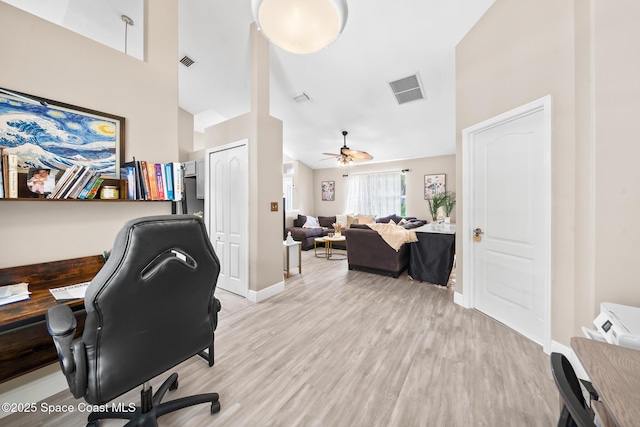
[323, 235, 347, 260]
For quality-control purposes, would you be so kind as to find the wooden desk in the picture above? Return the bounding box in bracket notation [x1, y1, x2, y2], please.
[571, 337, 640, 427]
[0, 255, 104, 383]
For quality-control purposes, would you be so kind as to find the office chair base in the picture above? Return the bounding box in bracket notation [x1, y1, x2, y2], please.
[86, 373, 219, 427]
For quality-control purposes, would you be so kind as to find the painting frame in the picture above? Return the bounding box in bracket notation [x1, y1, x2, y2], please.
[0, 86, 125, 178]
[322, 180, 335, 201]
[424, 174, 446, 200]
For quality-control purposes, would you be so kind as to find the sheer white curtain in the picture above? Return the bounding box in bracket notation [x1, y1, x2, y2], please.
[346, 172, 402, 216]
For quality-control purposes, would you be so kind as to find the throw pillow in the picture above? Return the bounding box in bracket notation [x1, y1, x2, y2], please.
[303, 216, 320, 228]
[358, 214, 375, 224]
[376, 214, 402, 224]
[318, 216, 336, 228]
[347, 215, 359, 227]
[336, 214, 348, 226]
[294, 215, 307, 228]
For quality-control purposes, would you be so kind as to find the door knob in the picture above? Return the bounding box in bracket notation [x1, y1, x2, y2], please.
[473, 228, 483, 242]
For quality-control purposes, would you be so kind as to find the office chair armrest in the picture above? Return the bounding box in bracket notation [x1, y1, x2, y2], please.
[46, 304, 77, 375]
[580, 378, 599, 402]
[211, 297, 221, 330]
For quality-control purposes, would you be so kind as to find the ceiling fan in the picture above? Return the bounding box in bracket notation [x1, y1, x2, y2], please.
[322, 131, 373, 166]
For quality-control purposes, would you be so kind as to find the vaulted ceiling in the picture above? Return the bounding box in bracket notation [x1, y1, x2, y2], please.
[3, 0, 495, 169]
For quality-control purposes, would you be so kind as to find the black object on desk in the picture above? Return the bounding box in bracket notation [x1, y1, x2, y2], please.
[408, 229, 455, 286]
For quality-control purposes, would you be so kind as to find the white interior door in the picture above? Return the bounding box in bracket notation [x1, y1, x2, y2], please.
[464, 98, 551, 348]
[206, 143, 248, 297]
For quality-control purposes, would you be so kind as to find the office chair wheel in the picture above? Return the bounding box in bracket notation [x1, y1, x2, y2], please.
[169, 378, 179, 391]
[211, 401, 221, 414]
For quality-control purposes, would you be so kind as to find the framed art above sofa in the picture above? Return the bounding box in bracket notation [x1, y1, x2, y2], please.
[322, 180, 335, 201]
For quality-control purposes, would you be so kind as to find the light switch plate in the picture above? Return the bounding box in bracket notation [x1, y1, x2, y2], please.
[270, 202, 278, 212]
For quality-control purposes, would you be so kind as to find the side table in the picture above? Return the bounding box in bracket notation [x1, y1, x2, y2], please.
[283, 240, 302, 278]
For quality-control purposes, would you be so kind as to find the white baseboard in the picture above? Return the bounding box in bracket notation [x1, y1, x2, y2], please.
[549, 340, 589, 380]
[247, 280, 285, 303]
[0, 364, 67, 419]
[453, 291, 470, 308]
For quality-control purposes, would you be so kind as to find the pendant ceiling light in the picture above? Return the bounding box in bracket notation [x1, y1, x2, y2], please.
[252, 0, 348, 54]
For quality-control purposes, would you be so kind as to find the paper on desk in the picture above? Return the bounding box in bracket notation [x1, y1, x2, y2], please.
[0, 282, 31, 306]
[49, 282, 90, 301]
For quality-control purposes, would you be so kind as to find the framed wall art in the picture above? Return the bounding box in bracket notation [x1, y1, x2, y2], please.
[322, 180, 335, 201]
[0, 87, 125, 177]
[424, 174, 445, 199]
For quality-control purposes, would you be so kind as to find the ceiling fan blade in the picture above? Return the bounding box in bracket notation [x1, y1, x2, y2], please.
[343, 149, 373, 161]
[322, 152, 341, 157]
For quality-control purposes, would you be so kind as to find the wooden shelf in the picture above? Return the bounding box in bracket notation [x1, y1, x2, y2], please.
[1, 172, 172, 202]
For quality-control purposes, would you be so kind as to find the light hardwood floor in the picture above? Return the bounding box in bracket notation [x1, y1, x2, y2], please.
[3, 251, 558, 426]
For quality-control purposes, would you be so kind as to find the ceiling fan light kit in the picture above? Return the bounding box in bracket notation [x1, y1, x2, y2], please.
[251, 0, 348, 54]
[322, 131, 373, 166]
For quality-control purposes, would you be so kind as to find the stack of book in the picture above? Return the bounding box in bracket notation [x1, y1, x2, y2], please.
[0, 148, 19, 199]
[48, 165, 105, 199]
[120, 159, 183, 201]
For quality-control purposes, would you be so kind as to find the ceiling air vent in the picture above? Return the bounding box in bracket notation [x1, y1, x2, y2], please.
[179, 55, 195, 67]
[389, 74, 425, 105]
[293, 92, 310, 103]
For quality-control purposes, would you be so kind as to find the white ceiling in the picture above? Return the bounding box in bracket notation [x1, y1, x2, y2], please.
[3, 0, 495, 169]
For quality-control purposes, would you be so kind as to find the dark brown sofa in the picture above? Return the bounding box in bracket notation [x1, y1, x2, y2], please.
[286, 215, 346, 250]
[341, 224, 412, 278]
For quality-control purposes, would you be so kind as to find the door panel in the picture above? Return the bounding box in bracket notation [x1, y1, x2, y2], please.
[473, 109, 545, 344]
[207, 144, 248, 297]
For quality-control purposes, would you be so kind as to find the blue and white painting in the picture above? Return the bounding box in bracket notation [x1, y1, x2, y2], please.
[0, 92, 121, 176]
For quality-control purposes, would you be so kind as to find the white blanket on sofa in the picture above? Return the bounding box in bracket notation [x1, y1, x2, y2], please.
[367, 223, 418, 252]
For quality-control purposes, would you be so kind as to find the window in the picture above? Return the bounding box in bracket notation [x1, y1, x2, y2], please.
[283, 176, 293, 211]
[346, 172, 404, 217]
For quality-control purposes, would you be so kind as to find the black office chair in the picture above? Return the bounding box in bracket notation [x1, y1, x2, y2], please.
[550, 352, 596, 427]
[46, 215, 222, 427]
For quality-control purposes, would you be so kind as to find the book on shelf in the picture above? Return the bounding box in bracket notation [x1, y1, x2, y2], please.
[138, 161, 149, 200]
[60, 166, 88, 199]
[0, 149, 4, 199]
[154, 163, 165, 200]
[164, 163, 174, 201]
[84, 177, 104, 199]
[50, 165, 77, 198]
[77, 172, 100, 199]
[1, 152, 18, 198]
[121, 166, 136, 200]
[123, 159, 145, 200]
[68, 168, 95, 199]
[173, 162, 183, 202]
[144, 162, 157, 200]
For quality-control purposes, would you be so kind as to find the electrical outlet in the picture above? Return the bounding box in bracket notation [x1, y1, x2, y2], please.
[270, 202, 278, 212]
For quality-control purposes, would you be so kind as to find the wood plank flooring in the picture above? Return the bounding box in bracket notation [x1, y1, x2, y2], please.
[2, 251, 558, 426]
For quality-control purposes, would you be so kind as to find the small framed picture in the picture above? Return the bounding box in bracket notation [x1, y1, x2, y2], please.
[424, 174, 445, 200]
[322, 180, 335, 201]
[27, 168, 56, 195]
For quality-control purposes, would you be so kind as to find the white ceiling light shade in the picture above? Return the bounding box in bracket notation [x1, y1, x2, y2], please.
[252, 0, 348, 54]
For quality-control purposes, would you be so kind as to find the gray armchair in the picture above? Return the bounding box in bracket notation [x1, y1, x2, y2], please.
[46, 214, 222, 427]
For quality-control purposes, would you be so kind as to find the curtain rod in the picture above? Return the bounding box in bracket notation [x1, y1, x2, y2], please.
[342, 169, 409, 177]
